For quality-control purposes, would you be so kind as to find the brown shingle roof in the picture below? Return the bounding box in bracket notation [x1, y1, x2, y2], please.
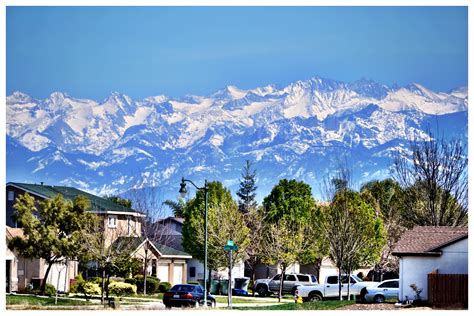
[392, 226, 468, 256]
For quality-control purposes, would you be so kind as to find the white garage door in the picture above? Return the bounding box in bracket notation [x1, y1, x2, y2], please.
[173, 264, 183, 285]
[158, 264, 169, 283]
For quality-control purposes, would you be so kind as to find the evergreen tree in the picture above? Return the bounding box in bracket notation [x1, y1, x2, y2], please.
[237, 160, 258, 213]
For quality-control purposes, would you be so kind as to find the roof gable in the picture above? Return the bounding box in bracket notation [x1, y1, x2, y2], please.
[393, 226, 468, 256]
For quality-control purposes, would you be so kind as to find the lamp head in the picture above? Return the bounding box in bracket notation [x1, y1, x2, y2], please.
[179, 178, 187, 198]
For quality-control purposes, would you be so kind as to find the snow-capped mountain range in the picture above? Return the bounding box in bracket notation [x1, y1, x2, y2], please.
[6, 76, 468, 202]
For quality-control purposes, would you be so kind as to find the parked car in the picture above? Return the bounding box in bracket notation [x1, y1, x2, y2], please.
[296, 274, 379, 301]
[163, 284, 216, 308]
[254, 273, 318, 296]
[364, 279, 399, 303]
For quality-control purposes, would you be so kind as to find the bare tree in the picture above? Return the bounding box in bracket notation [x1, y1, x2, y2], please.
[124, 186, 173, 294]
[393, 129, 468, 227]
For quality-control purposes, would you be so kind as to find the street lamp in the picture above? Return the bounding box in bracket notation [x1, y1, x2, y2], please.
[179, 177, 209, 307]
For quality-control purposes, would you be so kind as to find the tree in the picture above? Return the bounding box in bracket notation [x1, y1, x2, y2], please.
[323, 188, 385, 300]
[124, 186, 170, 295]
[182, 181, 250, 280]
[393, 129, 468, 227]
[162, 199, 186, 217]
[261, 179, 315, 301]
[79, 217, 138, 303]
[8, 193, 95, 294]
[262, 179, 314, 224]
[104, 195, 132, 208]
[243, 206, 266, 296]
[237, 160, 258, 214]
[361, 179, 406, 276]
[298, 204, 329, 282]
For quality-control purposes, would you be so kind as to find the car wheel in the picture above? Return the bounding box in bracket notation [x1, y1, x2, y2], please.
[308, 292, 323, 302]
[374, 295, 385, 304]
[165, 305, 171, 309]
[359, 288, 368, 303]
[256, 285, 268, 296]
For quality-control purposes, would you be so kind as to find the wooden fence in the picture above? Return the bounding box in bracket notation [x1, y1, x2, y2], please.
[428, 273, 468, 308]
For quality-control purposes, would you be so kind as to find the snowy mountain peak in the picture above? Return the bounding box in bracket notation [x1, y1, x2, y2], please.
[7, 91, 32, 104]
[6, 76, 467, 201]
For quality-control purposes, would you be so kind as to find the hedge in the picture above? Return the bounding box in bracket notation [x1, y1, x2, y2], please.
[108, 282, 137, 297]
[159, 282, 172, 293]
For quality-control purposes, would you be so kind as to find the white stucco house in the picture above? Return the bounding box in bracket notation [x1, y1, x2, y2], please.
[392, 226, 468, 302]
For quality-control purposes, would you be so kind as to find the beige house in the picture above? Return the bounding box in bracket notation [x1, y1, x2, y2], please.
[5, 182, 192, 292]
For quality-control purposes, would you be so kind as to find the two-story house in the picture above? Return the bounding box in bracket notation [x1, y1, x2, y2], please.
[5, 182, 191, 293]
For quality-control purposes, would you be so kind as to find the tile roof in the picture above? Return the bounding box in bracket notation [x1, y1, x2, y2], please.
[6, 226, 24, 239]
[392, 226, 468, 256]
[7, 182, 140, 214]
[112, 236, 191, 258]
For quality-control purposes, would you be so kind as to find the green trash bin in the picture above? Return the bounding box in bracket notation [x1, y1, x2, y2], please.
[220, 279, 229, 295]
[210, 279, 220, 294]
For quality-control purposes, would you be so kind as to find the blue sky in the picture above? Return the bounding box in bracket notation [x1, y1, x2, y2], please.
[7, 6, 468, 100]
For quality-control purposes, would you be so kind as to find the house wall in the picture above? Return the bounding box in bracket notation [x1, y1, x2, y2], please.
[6, 186, 46, 227]
[186, 258, 245, 283]
[6, 247, 18, 292]
[46, 261, 79, 292]
[102, 214, 142, 246]
[399, 238, 468, 301]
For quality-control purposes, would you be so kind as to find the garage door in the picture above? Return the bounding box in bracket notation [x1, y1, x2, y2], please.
[173, 264, 183, 285]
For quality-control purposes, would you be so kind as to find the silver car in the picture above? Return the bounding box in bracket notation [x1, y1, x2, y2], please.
[364, 279, 399, 303]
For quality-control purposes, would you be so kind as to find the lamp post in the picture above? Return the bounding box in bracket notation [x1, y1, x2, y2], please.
[179, 177, 209, 307]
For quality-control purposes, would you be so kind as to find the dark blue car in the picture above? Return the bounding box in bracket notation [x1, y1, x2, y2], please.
[163, 284, 216, 308]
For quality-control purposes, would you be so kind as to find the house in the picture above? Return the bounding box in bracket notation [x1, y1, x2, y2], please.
[153, 216, 246, 284]
[5, 182, 192, 292]
[6, 226, 79, 293]
[392, 226, 468, 302]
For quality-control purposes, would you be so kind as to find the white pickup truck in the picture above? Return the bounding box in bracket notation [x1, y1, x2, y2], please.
[296, 274, 378, 302]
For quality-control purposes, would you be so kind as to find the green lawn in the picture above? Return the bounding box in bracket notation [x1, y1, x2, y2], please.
[215, 297, 277, 304]
[225, 300, 355, 310]
[6, 295, 97, 306]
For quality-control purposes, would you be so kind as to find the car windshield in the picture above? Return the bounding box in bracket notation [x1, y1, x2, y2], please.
[170, 285, 195, 292]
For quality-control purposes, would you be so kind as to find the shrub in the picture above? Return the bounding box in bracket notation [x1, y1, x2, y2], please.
[69, 274, 84, 293]
[87, 276, 102, 285]
[78, 282, 101, 299]
[159, 282, 172, 293]
[133, 275, 160, 294]
[124, 278, 136, 285]
[108, 282, 137, 297]
[109, 277, 125, 283]
[45, 283, 56, 297]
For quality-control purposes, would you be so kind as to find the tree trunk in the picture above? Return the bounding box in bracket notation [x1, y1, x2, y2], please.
[106, 273, 111, 300]
[314, 258, 322, 283]
[278, 265, 286, 303]
[338, 268, 342, 301]
[208, 268, 212, 294]
[101, 269, 106, 304]
[346, 268, 351, 301]
[41, 260, 54, 295]
[251, 263, 257, 297]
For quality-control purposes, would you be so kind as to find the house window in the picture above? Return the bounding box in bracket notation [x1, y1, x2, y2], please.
[190, 267, 196, 278]
[108, 215, 117, 228]
[8, 191, 14, 201]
